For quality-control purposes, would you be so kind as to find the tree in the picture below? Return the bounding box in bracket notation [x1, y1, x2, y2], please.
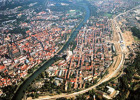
[76, 94, 86, 100]
[28, 68, 33, 74]
[88, 89, 95, 97]
[56, 97, 67, 100]
[35, 93, 39, 98]
[120, 76, 129, 90]
[21, 78, 25, 81]
[131, 27, 140, 39]
[41, 72, 45, 78]
[57, 89, 61, 94]
[68, 82, 72, 92]
[45, 72, 49, 78]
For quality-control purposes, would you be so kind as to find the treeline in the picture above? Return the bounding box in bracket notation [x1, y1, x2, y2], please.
[8, 27, 28, 35]
[26, 71, 65, 99]
[131, 27, 140, 39]
[0, 0, 45, 10]
[56, 89, 106, 100]
[115, 52, 140, 100]
[49, 4, 84, 13]
[0, 85, 17, 100]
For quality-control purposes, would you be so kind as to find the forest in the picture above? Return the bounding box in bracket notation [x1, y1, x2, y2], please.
[116, 51, 140, 100]
[131, 27, 140, 39]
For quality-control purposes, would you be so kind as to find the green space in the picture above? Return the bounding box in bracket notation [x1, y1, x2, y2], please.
[104, 13, 112, 18]
[115, 51, 140, 99]
[0, 85, 17, 100]
[26, 71, 66, 99]
[134, 36, 140, 42]
[0, 0, 45, 10]
[131, 27, 140, 39]
[66, 9, 83, 19]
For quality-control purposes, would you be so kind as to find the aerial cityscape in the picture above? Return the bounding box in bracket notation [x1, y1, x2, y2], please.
[0, 0, 140, 100]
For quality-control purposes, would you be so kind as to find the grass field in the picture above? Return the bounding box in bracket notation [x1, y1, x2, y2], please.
[104, 13, 112, 18]
[134, 36, 140, 42]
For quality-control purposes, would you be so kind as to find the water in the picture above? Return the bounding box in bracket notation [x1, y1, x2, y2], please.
[58, 5, 90, 54]
[12, 4, 90, 100]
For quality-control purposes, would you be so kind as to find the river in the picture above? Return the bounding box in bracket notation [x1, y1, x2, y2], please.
[12, 4, 90, 100]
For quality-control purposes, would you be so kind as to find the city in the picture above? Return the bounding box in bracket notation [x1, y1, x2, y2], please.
[0, 0, 140, 100]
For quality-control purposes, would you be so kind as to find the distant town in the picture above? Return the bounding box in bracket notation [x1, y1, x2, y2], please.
[0, 0, 140, 100]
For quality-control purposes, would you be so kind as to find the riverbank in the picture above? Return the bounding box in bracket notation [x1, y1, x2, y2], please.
[55, 16, 85, 55]
[12, 3, 90, 100]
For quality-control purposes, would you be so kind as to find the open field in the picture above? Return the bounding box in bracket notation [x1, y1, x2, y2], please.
[105, 53, 122, 79]
[122, 31, 134, 46]
[104, 13, 112, 18]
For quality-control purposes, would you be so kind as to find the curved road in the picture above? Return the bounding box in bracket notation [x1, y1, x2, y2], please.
[34, 54, 124, 100]
[33, 4, 140, 100]
[14, 2, 138, 100]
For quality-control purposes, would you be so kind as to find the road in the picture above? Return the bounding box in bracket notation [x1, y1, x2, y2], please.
[114, 4, 140, 54]
[12, 3, 90, 100]
[30, 4, 140, 100]
[33, 54, 124, 100]
[31, 5, 136, 100]
[32, 54, 124, 100]
[114, 5, 140, 20]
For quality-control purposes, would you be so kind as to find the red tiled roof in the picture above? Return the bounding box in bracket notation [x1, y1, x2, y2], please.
[0, 65, 5, 70]
[21, 65, 28, 71]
